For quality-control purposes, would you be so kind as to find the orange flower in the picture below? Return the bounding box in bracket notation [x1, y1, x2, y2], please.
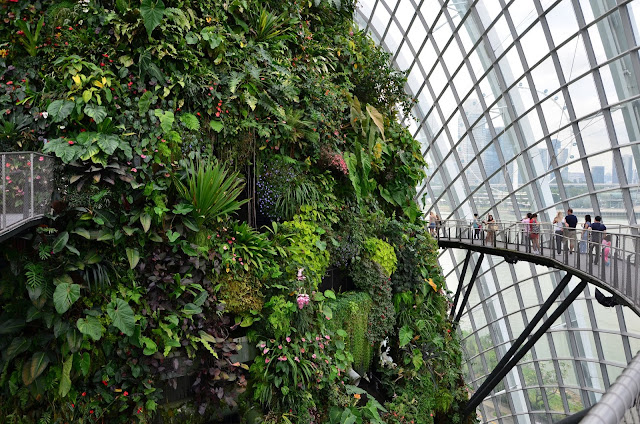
[353, 393, 361, 400]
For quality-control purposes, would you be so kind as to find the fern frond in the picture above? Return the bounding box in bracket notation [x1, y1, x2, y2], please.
[24, 263, 45, 289]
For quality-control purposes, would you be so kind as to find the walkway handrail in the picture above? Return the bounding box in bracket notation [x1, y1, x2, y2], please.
[0, 152, 54, 241]
[435, 219, 640, 314]
[581, 351, 640, 424]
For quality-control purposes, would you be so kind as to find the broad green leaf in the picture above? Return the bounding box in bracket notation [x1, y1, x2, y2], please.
[140, 0, 166, 37]
[82, 89, 92, 103]
[366, 104, 385, 140]
[107, 298, 135, 336]
[138, 90, 154, 114]
[79, 352, 91, 376]
[140, 213, 151, 233]
[0, 318, 26, 334]
[154, 109, 174, 133]
[179, 113, 200, 131]
[399, 325, 413, 348]
[84, 104, 107, 124]
[140, 337, 158, 355]
[66, 329, 83, 352]
[324, 290, 336, 300]
[3, 337, 30, 362]
[52, 231, 69, 253]
[323, 305, 333, 320]
[182, 303, 202, 315]
[66, 244, 80, 256]
[125, 247, 140, 269]
[77, 316, 103, 341]
[166, 230, 180, 242]
[47, 100, 75, 122]
[58, 355, 73, 397]
[22, 352, 49, 385]
[97, 134, 120, 155]
[53, 283, 81, 314]
[73, 228, 91, 239]
[193, 291, 207, 307]
[209, 120, 223, 132]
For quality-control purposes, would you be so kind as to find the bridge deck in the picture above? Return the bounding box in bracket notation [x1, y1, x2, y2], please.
[437, 224, 640, 314]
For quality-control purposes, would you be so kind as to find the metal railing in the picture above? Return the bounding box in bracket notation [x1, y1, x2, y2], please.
[581, 351, 640, 424]
[1, 152, 54, 238]
[435, 219, 640, 310]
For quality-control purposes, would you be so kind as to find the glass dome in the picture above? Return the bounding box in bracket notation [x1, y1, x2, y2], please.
[356, 1, 640, 422]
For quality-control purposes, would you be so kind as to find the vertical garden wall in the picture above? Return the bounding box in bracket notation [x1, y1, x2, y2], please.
[0, 1, 472, 423]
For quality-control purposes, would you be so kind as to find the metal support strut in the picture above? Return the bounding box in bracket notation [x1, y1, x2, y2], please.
[453, 253, 485, 327]
[463, 278, 588, 418]
[450, 250, 472, 320]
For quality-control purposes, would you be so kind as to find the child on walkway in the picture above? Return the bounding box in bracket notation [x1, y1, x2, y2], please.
[602, 234, 612, 266]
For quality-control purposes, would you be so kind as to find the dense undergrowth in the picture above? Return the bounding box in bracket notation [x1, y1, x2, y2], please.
[0, 1, 474, 423]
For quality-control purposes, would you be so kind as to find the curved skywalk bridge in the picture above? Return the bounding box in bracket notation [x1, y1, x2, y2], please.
[437, 220, 640, 422]
[0, 152, 55, 243]
[437, 220, 640, 315]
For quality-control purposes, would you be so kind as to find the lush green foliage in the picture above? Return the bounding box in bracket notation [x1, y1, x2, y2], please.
[326, 292, 374, 375]
[0, 0, 471, 423]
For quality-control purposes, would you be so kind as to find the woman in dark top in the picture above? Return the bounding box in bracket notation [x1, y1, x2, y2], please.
[579, 215, 591, 254]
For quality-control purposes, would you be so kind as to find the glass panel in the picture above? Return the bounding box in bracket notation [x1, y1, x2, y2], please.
[589, 11, 629, 64]
[599, 332, 627, 364]
[600, 54, 640, 104]
[567, 73, 601, 119]
[521, 23, 548, 67]
[546, 0, 579, 47]
[499, 44, 525, 87]
[531, 56, 561, 100]
[579, 113, 610, 156]
[509, 0, 540, 37]
[557, 34, 591, 83]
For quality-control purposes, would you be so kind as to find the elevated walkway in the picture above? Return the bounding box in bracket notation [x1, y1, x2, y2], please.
[0, 152, 54, 242]
[436, 220, 640, 315]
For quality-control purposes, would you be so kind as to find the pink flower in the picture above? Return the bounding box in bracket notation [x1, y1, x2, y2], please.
[315, 336, 320, 341]
[301, 338, 306, 342]
[265, 358, 270, 363]
[294, 356, 300, 362]
[324, 335, 330, 340]
[39, 157, 44, 161]
[263, 348, 269, 354]
[312, 354, 316, 359]
[140, 154, 146, 159]
[286, 337, 291, 343]
[68, 141, 74, 145]
[278, 345, 282, 349]
[278, 356, 287, 361]
[5, 163, 9, 168]
[300, 348, 305, 353]
[131, 168, 137, 172]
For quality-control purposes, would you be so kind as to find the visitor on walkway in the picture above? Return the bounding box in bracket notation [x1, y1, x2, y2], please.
[429, 211, 437, 236]
[579, 215, 591, 254]
[485, 214, 497, 244]
[602, 234, 612, 266]
[530, 213, 540, 253]
[436, 214, 444, 237]
[589, 215, 606, 265]
[472, 213, 481, 239]
[564, 208, 578, 254]
[521, 213, 532, 248]
[553, 212, 564, 254]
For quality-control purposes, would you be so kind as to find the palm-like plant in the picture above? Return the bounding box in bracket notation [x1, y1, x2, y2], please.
[174, 159, 248, 227]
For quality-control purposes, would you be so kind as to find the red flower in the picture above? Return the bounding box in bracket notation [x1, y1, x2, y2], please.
[68, 27, 73, 31]
[68, 141, 74, 145]
[89, 410, 94, 414]
[81, 392, 86, 397]
[123, 391, 129, 396]
[16, 31, 24, 36]
[102, 380, 108, 386]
